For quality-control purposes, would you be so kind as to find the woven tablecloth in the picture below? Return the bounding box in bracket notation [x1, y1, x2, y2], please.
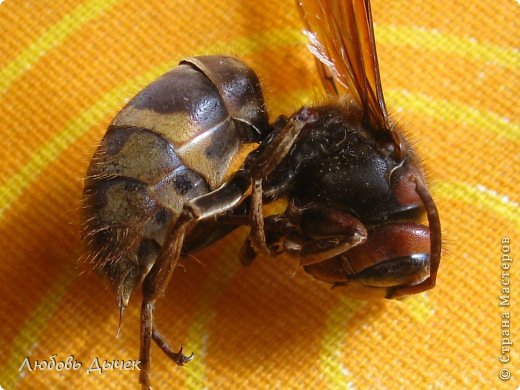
[1, 0, 519, 388]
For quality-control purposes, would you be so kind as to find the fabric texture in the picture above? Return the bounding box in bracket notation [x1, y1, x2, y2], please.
[0, 0, 518, 388]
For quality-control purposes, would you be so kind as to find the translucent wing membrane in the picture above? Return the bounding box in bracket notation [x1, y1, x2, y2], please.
[297, 0, 390, 131]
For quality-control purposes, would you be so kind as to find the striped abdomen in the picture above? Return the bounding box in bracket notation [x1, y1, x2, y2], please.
[81, 56, 268, 305]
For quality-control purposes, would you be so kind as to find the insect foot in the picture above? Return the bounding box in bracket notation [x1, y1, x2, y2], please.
[151, 328, 194, 366]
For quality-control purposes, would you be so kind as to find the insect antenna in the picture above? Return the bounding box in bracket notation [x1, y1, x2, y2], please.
[415, 177, 442, 285]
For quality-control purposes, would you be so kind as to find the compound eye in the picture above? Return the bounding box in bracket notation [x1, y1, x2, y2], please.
[352, 253, 430, 287]
[388, 204, 425, 221]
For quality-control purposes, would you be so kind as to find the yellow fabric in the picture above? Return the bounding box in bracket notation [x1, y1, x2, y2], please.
[1, 0, 518, 388]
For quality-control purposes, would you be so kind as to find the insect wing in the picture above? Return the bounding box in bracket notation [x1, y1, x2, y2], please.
[297, 0, 390, 131]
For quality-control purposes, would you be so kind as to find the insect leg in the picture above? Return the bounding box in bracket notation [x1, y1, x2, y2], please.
[237, 214, 299, 265]
[232, 205, 368, 267]
[217, 211, 298, 265]
[250, 178, 271, 255]
[152, 327, 191, 365]
[139, 171, 250, 389]
[295, 207, 368, 266]
[246, 107, 319, 255]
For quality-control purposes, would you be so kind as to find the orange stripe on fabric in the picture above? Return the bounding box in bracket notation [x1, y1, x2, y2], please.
[184, 255, 241, 389]
[385, 89, 520, 141]
[378, 46, 517, 119]
[436, 181, 520, 227]
[0, 0, 121, 96]
[320, 295, 434, 388]
[373, 0, 518, 49]
[320, 299, 364, 389]
[0, 0, 80, 68]
[1, 266, 76, 389]
[375, 25, 519, 70]
[402, 294, 435, 323]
